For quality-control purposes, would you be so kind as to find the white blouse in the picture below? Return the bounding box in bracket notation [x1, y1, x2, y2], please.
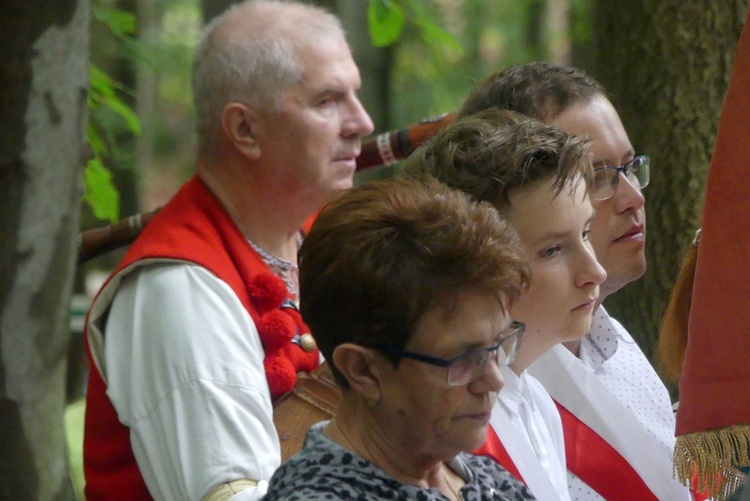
[490, 367, 571, 501]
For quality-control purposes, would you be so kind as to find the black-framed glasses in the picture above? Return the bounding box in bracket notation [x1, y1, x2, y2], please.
[377, 321, 525, 386]
[587, 155, 650, 201]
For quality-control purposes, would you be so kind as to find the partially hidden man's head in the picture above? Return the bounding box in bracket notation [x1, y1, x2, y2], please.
[460, 62, 647, 299]
[299, 176, 530, 389]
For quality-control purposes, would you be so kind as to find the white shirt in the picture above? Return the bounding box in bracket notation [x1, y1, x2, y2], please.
[580, 308, 677, 457]
[490, 367, 571, 501]
[529, 307, 690, 501]
[95, 263, 278, 500]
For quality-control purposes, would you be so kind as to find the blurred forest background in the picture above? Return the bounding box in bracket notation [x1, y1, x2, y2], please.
[1, 0, 748, 499]
[82, 0, 591, 224]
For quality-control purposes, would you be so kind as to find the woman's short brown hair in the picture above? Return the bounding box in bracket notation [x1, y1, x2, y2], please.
[299, 176, 530, 388]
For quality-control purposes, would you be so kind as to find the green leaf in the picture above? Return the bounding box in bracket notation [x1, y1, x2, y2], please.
[103, 96, 142, 135]
[415, 16, 462, 53]
[93, 4, 137, 37]
[368, 0, 406, 48]
[404, 0, 462, 54]
[87, 123, 106, 157]
[89, 65, 116, 103]
[83, 157, 120, 223]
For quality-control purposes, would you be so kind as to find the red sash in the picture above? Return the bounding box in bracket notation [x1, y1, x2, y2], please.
[555, 402, 658, 501]
[474, 427, 525, 484]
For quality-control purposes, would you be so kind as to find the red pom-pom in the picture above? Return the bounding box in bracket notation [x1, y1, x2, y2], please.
[248, 272, 287, 313]
[264, 355, 296, 398]
[257, 310, 296, 351]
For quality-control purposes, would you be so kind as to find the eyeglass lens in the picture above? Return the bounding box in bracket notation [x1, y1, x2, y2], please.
[446, 325, 522, 385]
[589, 155, 650, 201]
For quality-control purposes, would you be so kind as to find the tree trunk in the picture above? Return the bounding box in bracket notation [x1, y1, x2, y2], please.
[592, 1, 748, 368]
[0, 1, 90, 499]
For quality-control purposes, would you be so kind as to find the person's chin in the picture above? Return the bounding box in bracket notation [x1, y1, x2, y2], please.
[332, 158, 358, 178]
[610, 255, 647, 288]
[330, 173, 355, 191]
[322, 179, 354, 197]
[564, 317, 595, 342]
[462, 427, 490, 453]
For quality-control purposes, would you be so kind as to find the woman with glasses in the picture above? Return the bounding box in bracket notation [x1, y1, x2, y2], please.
[262, 176, 535, 500]
[405, 109, 606, 500]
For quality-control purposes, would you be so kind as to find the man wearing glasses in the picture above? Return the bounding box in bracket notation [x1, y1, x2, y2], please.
[459, 62, 691, 500]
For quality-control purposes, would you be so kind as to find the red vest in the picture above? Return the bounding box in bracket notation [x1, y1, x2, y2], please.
[83, 176, 319, 500]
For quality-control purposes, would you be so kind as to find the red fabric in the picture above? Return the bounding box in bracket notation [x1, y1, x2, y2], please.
[555, 402, 658, 501]
[83, 175, 319, 500]
[691, 470, 710, 501]
[473, 426, 525, 484]
[83, 368, 151, 501]
[301, 211, 317, 235]
[676, 5, 750, 437]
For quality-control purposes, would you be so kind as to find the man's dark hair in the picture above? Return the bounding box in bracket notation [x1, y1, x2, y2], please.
[459, 61, 606, 121]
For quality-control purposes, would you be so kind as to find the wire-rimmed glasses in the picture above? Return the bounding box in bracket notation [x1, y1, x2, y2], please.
[588, 155, 650, 201]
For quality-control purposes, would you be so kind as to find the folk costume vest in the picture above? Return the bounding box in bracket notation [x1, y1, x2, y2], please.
[83, 175, 319, 500]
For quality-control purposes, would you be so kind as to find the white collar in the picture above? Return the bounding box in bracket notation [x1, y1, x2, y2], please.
[578, 307, 619, 371]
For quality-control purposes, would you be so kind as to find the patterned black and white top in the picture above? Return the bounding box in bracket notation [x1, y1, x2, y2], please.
[262, 422, 536, 500]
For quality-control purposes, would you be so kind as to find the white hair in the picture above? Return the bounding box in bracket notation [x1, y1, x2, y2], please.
[191, 0, 345, 155]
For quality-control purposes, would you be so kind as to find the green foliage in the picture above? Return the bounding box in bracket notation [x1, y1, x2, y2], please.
[84, 2, 146, 223]
[368, 0, 405, 47]
[66, 399, 85, 499]
[570, 0, 593, 46]
[388, 0, 592, 128]
[83, 156, 121, 224]
[93, 2, 136, 37]
[85, 62, 138, 223]
[367, 0, 461, 53]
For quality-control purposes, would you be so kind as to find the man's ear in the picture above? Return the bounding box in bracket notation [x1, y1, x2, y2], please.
[332, 344, 384, 405]
[221, 103, 260, 159]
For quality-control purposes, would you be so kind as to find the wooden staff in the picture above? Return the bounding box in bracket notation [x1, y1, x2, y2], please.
[357, 112, 456, 168]
[77, 112, 457, 263]
[78, 209, 160, 263]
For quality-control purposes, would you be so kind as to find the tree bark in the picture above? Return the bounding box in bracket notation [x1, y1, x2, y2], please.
[0, 0, 90, 499]
[592, 0, 748, 367]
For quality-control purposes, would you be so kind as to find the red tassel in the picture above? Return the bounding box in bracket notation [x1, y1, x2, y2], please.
[248, 272, 287, 313]
[257, 310, 296, 350]
[264, 354, 296, 398]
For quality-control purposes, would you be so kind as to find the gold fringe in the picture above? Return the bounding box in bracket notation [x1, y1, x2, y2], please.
[674, 425, 750, 500]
